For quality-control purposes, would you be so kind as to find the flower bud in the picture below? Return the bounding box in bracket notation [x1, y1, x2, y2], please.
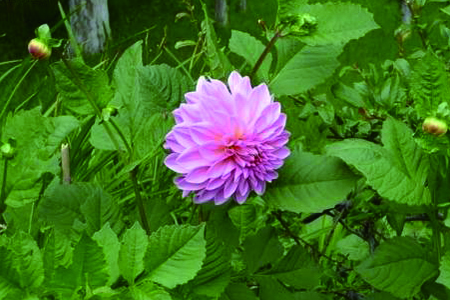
[422, 117, 448, 136]
[28, 38, 51, 60]
[1, 142, 15, 159]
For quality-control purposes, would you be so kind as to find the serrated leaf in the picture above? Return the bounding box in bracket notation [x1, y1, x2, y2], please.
[357, 237, 438, 298]
[52, 58, 113, 114]
[0, 246, 23, 299]
[132, 281, 172, 300]
[188, 228, 231, 298]
[90, 41, 188, 162]
[53, 234, 108, 292]
[410, 52, 450, 118]
[437, 252, 450, 289]
[266, 147, 359, 213]
[266, 245, 320, 289]
[327, 118, 431, 206]
[1, 108, 79, 207]
[201, 2, 233, 78]
[270, 44, 342, 96]
[229, 30, 272, 80]
[93, 223, 120, 286]
[219, 282, 259, 300]
[295, 3, 380, 46]
[228, 204, 259, 241]
[243, 227, 283, 273]
[119, 222, 148, 285]
[145, 224, 206, 288]
[39, 182, 122, 236]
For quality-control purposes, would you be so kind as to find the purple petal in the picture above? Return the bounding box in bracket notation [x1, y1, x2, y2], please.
[207, 159, 235, 178]
[223, 179, 239, 198]
[185, 166, 210, 183]
[165, 153, 188, 173]
[177, 147, 210, 170]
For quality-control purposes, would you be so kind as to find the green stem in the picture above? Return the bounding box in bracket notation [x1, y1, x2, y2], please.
[0, 60, 37, 122]
[109, 118, 133, 157]
[61, 58, 132, 157]
[58, 1, 83, 58]
[250, 30, 281, 80]
[130, 167, 150, 234]
[164, 46, 195, 84]
[0, 159, 8, 215]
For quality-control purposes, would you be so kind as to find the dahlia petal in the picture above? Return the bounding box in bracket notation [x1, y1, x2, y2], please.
[235, 189, 250, 204]
[172, 127, 197, 148]
[254, 181, 266, 195]
[164, 135, 185, 153]
[228, 71, 252, 97]
[206, 177, 226, 190]
[185, 166, 210, 183]
[189, 123, 218, 145]
[254, 103, 282, 134]
[177, 147, 210, 170]
[207, 159, 235, 178]
[273, 147, 291, 159]
[264, 170, 278, 181]
[223, 179, 239, 199]
[175, 177, 206, 191]
[165, 153, 188, 173]
[194, 189, 217, 203]
[238, 179, 249, 195]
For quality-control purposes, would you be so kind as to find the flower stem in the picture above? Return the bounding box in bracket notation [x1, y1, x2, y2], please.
[130, 167, 150, 234]
[250, 30, 281, 80]
[0, 60, 38, 123]
[0, 158, 8, 217]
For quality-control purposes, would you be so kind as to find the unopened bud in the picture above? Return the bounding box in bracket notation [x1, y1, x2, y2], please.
[422, 117, 448, 137]
[1, 143, 15, 159]
[28, 38, 51, 60]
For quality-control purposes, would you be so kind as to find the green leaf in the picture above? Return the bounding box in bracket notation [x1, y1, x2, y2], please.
[327, 118, 431, 206]
[53, 234, 108, 292]
[145, 224, 206, 288]
[257, 276, 296, 300]
[243, 227, 283, 274]
[90, 41, 188, 160]
[93, 223, 120, 286]
[188, 227, 231, 298]
[219, 282, 259, 300]
[200, 2, 233, 79]
[437, 252, 450, 289]
[119, 222, 148, 285]
[228, 204, 260, 242]
[2, 108, 79, 207]
[265, 147, 359, 213]
[410, 52, 450, 118]
[39, 182, 122, 236]
[270, 44, 342, 96]
[52, 58, 113, 115]
[266, 245, 321, 290]
[294, 3, 380, 46]
[0, 246, 23, 299]
[365, 292, 401, 300]
[229, 30, 272, 80]
[0, 232, 44, 299]
[356, 237, 438, 298]
[335, 235, 369, 261]
[132, 281, 172, 300]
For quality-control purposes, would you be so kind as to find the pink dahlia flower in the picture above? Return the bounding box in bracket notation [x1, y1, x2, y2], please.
[164, 71, 290, 204]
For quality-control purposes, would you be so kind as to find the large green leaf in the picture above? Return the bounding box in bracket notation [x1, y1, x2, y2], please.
[265, 147, 359, 213]
[410, 52, 450, 118]
[200, 2, 233, 79]
[265, 245, 321, 290]
[145, 224, 206, 288]
[1, 108, 79, 207]
[296, 3, 379, 46]
[357, 237, 438, 298]
[243, 227, 283, 274]
[53, 234, 108, 293]
[437, 252, 450, 289]
[188, 227, 231, 298]
[0, 232, 44, 299]
[327, 118, 431, 206]
[119, 222, 148, 285]
[90, 41, 187, 161]
[52, 58, 113, 115]
[270, 44, 342, 96]
[229, 30, 272, 81]
[39, 182, 122, 236]
[219, 283, 259, 300]
[132, 281, 172, 300]
[93, 223, 121, 286]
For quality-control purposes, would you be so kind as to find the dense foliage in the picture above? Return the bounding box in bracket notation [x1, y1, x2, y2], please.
[1, 0, 450, 299]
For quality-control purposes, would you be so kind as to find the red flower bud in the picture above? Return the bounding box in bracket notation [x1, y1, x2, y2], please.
[422, 117, 448, 137]
[28, 38, 51, 59]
